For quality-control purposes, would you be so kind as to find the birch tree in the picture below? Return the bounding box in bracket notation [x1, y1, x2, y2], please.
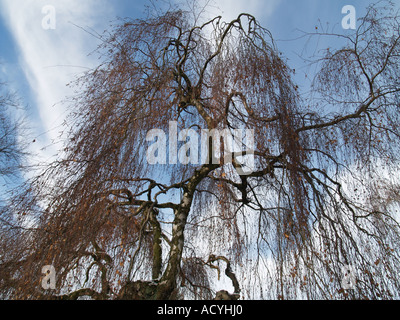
[1, 1, 400, 300]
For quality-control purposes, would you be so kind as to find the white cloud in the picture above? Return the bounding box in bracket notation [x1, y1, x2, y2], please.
[0, 0, 115, 163]
[206, 0, 281, 22]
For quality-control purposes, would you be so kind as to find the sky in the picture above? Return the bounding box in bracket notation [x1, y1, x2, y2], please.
[0, 0, 392, 168]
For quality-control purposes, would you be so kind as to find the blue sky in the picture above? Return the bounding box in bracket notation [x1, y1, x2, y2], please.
[0, 0, 390, 167]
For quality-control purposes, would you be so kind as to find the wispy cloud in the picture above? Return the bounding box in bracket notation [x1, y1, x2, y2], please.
[0, 0, 114, 163]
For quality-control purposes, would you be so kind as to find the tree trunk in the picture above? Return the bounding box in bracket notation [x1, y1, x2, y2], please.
[156, 164, 218, 299]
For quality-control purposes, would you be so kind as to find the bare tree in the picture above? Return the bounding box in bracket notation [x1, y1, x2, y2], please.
[0, 79, 31, 299]
[0, 82, 27, 183]
[1, 1, 400, 300]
